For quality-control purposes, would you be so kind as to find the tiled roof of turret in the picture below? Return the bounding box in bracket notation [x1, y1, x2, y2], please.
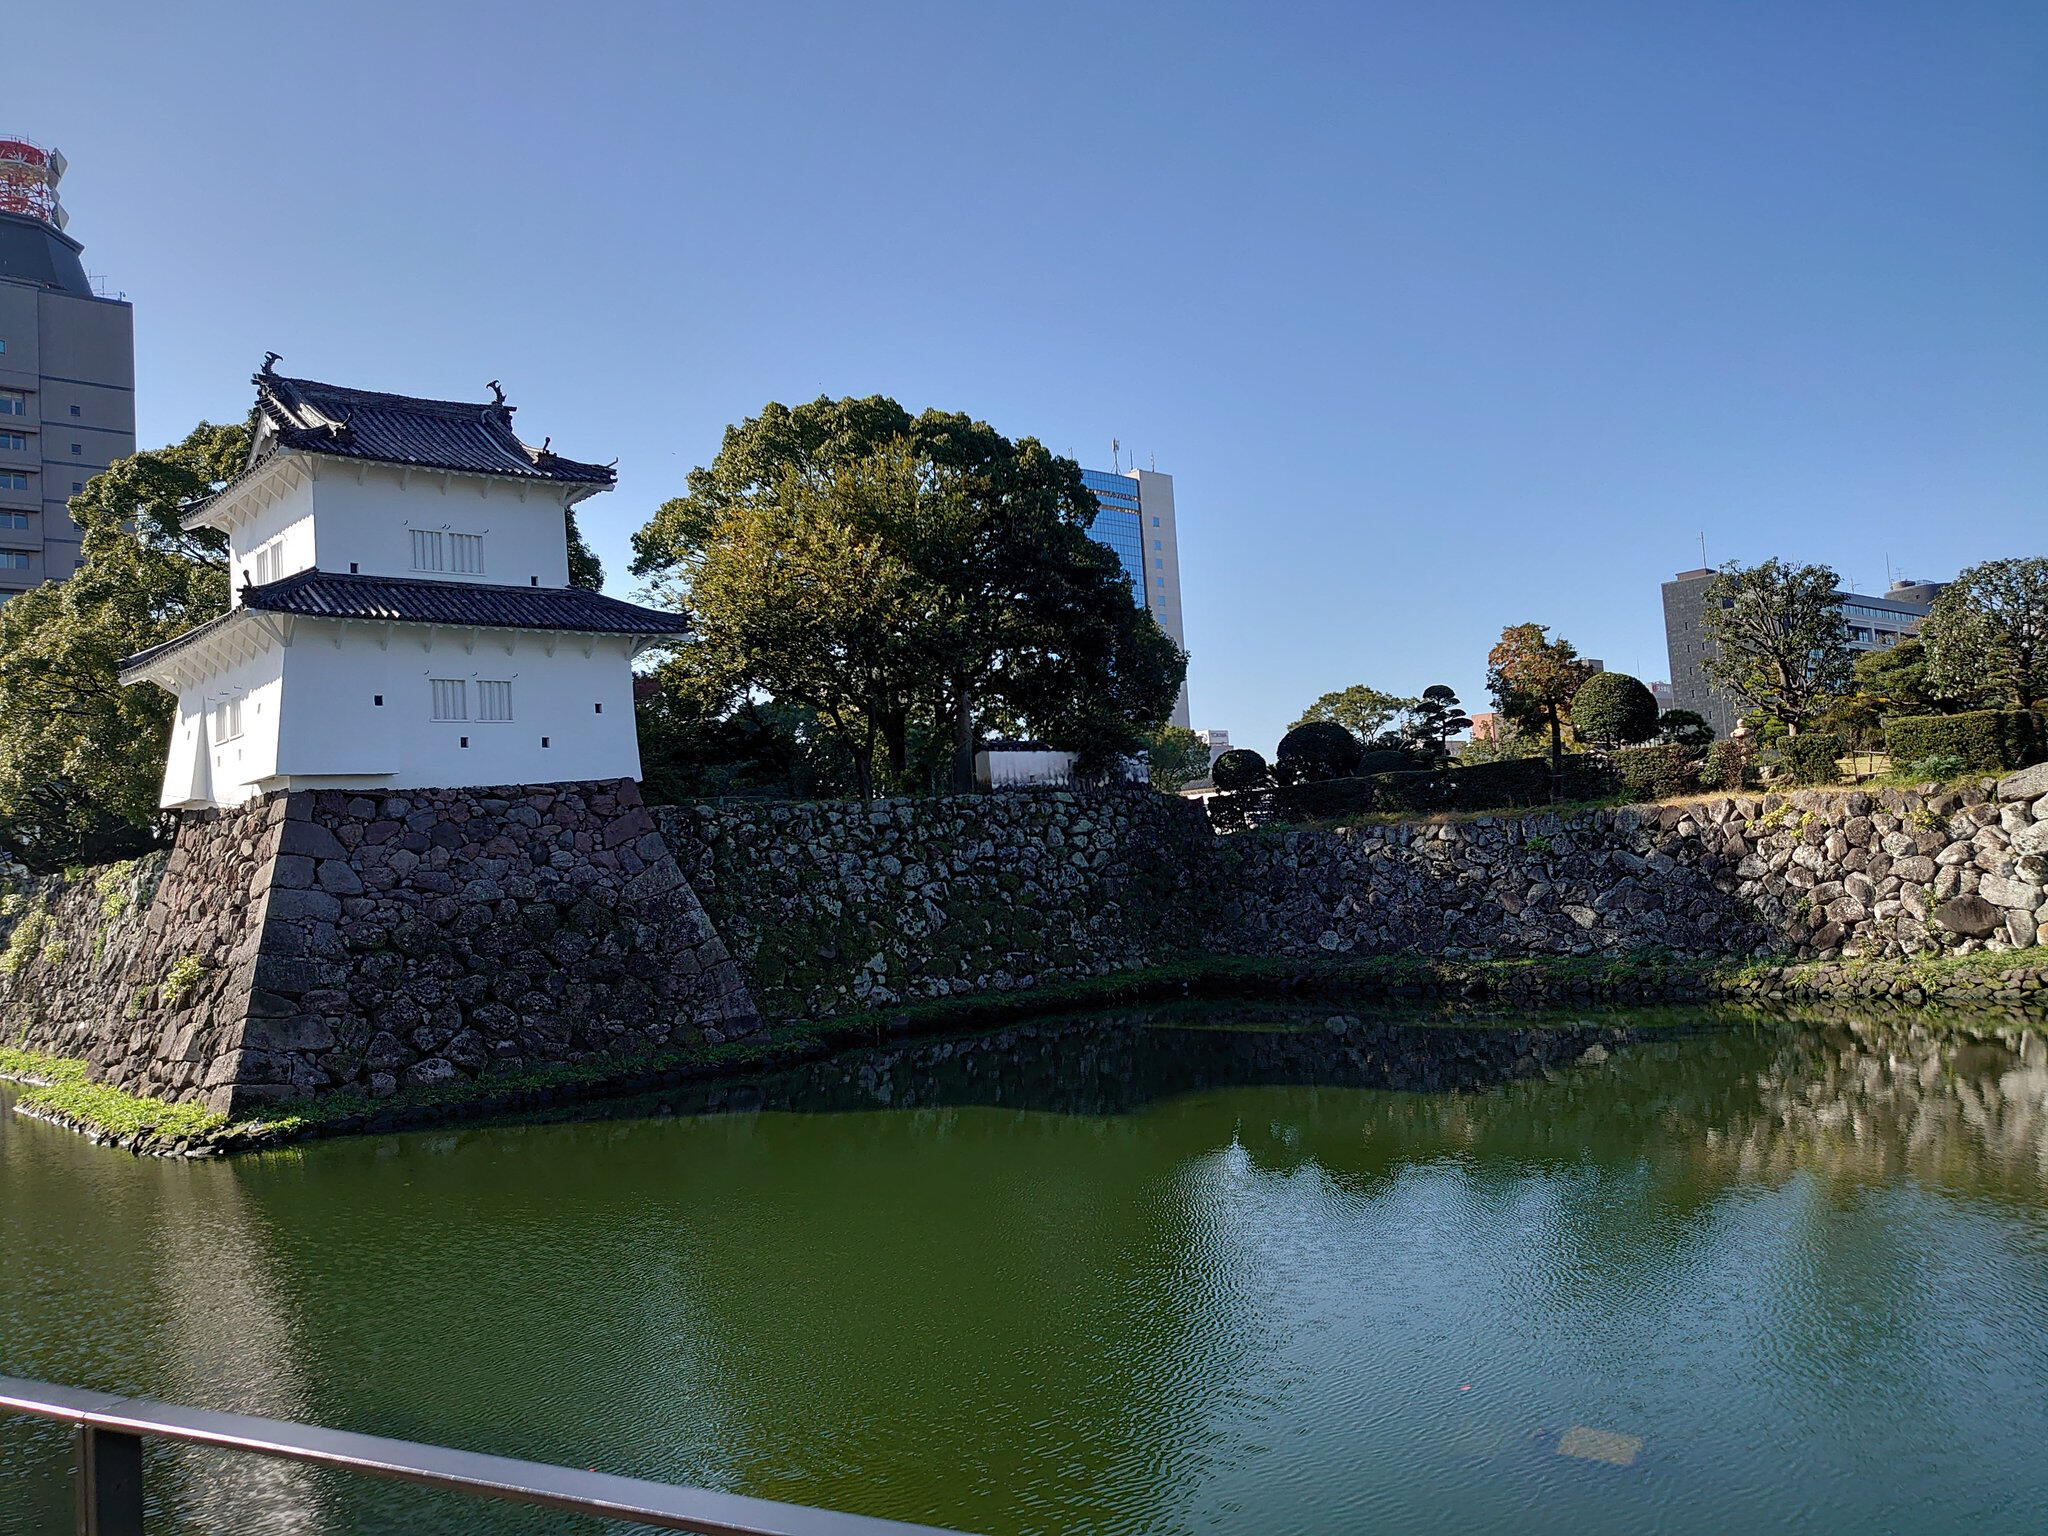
[120, 570, 686, 679]
[249, 361, 616, 485]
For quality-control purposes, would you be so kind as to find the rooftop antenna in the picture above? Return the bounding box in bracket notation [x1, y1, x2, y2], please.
[1112, 437, 1121, 473]
[1698, 531, 1708, 567]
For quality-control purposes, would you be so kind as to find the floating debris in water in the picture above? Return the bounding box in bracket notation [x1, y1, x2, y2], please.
[1558, 1426, 1641, 1466]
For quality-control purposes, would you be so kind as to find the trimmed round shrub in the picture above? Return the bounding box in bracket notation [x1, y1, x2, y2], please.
[1656, 708, 1715, 752]
[1776, 732, 1845, 786]
[1211, 748, 1269, 792]
[1274, 721, 1364, 783]
[1569, 672, 1659, 748]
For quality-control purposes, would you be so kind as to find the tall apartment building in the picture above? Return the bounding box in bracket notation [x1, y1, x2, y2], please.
[1662, 567, 1944, 735]
[0, 138, 135, 596]
[1080, 466, 1189, 727]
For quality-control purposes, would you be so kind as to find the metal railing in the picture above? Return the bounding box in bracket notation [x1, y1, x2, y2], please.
[0, 1375, 969, 1536]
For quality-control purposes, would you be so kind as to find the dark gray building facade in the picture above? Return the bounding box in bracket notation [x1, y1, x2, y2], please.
[1662, 567, 1943, 736]
[0, 141, 135, 596]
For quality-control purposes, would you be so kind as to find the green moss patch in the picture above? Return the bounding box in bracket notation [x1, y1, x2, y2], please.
[0, 1047, 227, 1142]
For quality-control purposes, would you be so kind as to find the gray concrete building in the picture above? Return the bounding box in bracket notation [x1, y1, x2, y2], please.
[1662, 567, 1944, 735]
[0, 138, 134, 596]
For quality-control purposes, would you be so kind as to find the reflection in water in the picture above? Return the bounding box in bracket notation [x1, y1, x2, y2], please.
[2, 1001, 2046, 1536]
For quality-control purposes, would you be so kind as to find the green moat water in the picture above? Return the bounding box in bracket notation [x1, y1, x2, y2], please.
[5, 1003, 2047, 1535]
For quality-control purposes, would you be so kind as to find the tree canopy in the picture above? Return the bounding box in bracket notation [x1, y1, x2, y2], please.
[1143, 726, 1211, 794]
[0, 421, 247, 867]
[1486, 623, 1593, 791]
[1699, 559, 1852, 733]
[1406, 684, 1472, 762]
[1922, 557, 2048, 710]
[1569, 672, 1659, 749]
[1289, 684, 1415, 745]
[631, 395, 1184, 797]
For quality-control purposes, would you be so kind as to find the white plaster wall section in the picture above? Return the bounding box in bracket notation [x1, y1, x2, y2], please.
[307, 462, 575, 588]
[277, 624, 643, 791]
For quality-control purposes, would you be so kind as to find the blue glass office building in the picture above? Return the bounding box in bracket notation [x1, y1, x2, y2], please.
[1080, 466, 1189, 728]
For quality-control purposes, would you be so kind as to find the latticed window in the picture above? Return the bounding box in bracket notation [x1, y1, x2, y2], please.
[212, 698, 243, 741]
[410, 529, 444, 571]
[476, 680, 513, 722]
[430, 678, 467, 720]
[449, 532, 484, 574]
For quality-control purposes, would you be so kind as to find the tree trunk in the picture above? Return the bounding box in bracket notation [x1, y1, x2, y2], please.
[878, 706, 909, 791]
[1547, 706, 1564, 800]
[950, 683, 977, 793]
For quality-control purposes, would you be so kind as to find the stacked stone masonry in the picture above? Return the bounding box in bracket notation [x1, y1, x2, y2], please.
[657, 789, 1216, 1021]
[4, 767, 2045, 1119]
[3, 779, 758, 1114]
[1218, 769, 2048, 962]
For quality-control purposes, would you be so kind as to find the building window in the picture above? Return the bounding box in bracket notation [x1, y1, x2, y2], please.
[0, 552, 28, 569]
[449, 532, 484, 574]
[1150, 517, 1159, 527]
[69, 405, 81, 417]
[0, 473, 28, 491]
[0, 513, 28, 530]
[1152, 539, 1161, 550]
[0, 392, 24, 417]
[430, 678, 467, 720]
[70, 443, 82, 456]
[476, 680, 513, 722]
[71, 483, 82, 495]
[212, 698, 244, 742]
[1154, 558, 1163, 569]
[0, 433, 24, 451]
[410, 529, 445, 571]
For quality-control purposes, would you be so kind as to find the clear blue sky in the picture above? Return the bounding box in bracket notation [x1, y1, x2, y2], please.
[14, 1, 2046, 754]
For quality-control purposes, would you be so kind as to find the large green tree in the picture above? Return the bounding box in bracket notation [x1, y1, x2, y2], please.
[1486, 623, 1593, 791]
[632, 395, 1184, 796]
[1922, 557, 2048, 710]
[1290, 684, 1415, 744]
[1143, 726, 1211, 794]
[0, 421, 246, 868]
[1699, 559, 1852, 733]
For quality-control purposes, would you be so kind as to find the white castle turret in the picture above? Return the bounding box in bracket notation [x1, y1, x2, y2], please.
[121, 360, 686, 809]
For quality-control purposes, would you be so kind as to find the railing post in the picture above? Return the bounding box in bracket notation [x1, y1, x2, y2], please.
[74, 1424, 144, 1536]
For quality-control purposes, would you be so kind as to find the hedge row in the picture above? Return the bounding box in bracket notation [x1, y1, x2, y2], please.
[1883, 710, 2047, 772]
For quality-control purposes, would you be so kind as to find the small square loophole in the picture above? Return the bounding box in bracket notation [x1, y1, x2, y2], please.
[372, 694, 383, 707]
[541, 736, 550, 748]
[593, 702, 602, 714]
[460, 736, 469, 748]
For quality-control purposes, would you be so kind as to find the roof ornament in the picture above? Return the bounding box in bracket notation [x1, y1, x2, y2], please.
[486, 379, 506, 407]
[326, 410, 354, 441]
[261, 351, 282, 376]
[539, 436, 552, 455]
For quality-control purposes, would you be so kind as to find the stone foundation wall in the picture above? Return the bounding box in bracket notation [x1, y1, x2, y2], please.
[2, 779, 758, 1114]
[6, 767, 2045, 1124]
[240, 779, 757, 1110]
[1219, 771, 2048, 962]
[657, 788, 1216, 1021]
[2, 799, 282, 1106]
